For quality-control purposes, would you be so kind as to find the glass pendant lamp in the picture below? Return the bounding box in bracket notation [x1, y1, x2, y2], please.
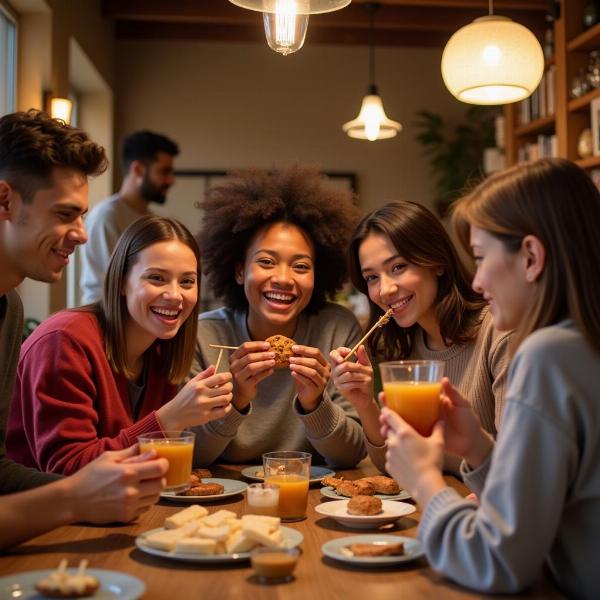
[342, 3, 401, 141]
[441, 0, 544, 105]
[229, 0, 351, 56]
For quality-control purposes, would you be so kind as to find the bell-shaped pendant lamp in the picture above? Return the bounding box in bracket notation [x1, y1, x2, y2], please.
[343, 3, 401, 141]
[441, 0, 544, 105]
[229, 0, 350, 56]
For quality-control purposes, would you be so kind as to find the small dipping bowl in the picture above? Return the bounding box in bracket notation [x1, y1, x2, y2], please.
[250, 547, 300, 584]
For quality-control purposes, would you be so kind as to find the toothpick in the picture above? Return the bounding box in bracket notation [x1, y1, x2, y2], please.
[57, 559, 68, 574]
[77, 560, 88, 576]
[214, 348, 224, 373]
[343, 309, 393, 362]
[209, 343, 240, 351]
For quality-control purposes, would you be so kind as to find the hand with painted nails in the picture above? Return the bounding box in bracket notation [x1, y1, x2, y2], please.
[229, 341, 276, 411]
[289, 344, 331, 412]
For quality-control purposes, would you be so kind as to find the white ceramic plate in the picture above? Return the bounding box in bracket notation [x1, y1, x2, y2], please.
[135, 526, 303, 563]
[320, 485, 411, 502]
[322, 535, 425, 566]
[315, 499, 416, 529]
[241, 465, 335, 484]
[0, 569, 145, 600]
[160, 478, 248, 503]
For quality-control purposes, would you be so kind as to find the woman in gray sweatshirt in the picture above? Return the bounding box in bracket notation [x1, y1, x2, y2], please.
[190, 165, 366, 468]
[381, 158, 600, 599]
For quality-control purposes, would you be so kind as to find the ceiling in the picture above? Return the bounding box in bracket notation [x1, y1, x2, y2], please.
[103, 0, 549, 48]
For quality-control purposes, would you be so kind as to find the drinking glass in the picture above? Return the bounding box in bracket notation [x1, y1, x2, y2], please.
[379, 361, 445, 437]
[138, 430, 195, 493]
[247, 483, 280, 517]
[262, 451, 311, 521]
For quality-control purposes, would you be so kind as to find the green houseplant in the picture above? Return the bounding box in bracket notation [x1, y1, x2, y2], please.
[414, 106, 498, 217]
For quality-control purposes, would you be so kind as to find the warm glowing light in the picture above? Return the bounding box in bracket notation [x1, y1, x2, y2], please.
[229, 0, 350, 14]
[263, 0, 309, 55]
[50, 97, 73, 124]
[441, 16, 544, 105]
[342, 93, 402, 141]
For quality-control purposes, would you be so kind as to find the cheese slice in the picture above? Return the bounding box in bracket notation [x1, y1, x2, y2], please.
[241, 514, 280, 531]
[195, 524, 230, 542]
[175, 537, 217, 555]
[225, 530, 257, 554]
[241, 522, 282, 548]
[202, 509, 237, 528]
[145, 522, 198, 551]
[164, 505, 208, 529]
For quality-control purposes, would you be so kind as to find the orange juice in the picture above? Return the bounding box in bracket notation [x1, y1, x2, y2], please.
[266, 474, 309, 520]
[138, 440, 193, 489]
[384, 381, 442, 436]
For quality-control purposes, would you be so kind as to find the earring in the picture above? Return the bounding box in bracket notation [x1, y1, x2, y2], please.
[526, 273, 534, 282]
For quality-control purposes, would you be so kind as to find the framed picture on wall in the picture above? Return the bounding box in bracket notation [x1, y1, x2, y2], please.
[590, 97, 600, 156]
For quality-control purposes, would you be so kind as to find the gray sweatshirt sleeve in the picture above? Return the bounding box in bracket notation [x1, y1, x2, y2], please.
[417, 345, 576, 593]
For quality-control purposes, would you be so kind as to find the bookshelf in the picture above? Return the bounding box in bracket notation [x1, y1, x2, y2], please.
[505, 0, 600, 169]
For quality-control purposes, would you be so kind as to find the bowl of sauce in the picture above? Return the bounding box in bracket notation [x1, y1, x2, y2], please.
[250, 547, 300, 583]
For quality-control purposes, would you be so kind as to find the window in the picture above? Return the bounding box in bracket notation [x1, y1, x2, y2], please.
[0, 4, 16, 116]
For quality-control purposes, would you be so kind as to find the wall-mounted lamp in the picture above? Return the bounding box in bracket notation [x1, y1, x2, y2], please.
[228, 0, 350, 56]
[44, 93, 73, 124]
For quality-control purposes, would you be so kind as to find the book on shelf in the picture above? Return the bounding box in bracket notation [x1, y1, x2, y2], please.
[517, 134, 557, 162]
[518, 67, 556, 126]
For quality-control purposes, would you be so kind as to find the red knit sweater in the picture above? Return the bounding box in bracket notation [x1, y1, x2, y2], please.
[6, 310, 177, 475]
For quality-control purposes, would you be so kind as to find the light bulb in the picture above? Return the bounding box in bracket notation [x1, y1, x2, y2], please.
[50, 97, 73, 124]
[342, 93, 402, 141]
[263, 0, 309, 56]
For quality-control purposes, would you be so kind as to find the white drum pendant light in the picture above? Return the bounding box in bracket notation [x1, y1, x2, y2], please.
[441, 1, 544, 105]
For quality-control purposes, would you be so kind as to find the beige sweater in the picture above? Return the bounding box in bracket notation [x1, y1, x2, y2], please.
[367, 308, 511, 473]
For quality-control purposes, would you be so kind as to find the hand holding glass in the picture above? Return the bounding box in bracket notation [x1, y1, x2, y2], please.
[379, 361, 445, 436]
[138, 431, 194, 493]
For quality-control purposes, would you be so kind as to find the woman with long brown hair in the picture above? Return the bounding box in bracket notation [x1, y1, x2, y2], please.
[7, 215, 232, 475]
[330, 201, 510, 471]
[382, 158, 600, 597]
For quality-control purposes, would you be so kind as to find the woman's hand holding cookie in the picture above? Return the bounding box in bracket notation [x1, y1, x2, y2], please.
[330, 345, 374, 410]
[289, 344, 331, 412]
[229, 341, 276, 410]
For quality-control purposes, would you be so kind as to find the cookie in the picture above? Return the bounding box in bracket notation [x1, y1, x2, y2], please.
[347, 495, 383, 516]
[336, 480, 375, 498]
[183, 483, 224, 496]
[360, 476, 400, 495]
[190, 469, 213, 485]
[265, 334, 296, 369]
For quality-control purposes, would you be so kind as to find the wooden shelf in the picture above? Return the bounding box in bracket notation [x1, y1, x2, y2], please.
[515, 115, 555, 137]
[575, 155, 600, 169]
[545, 55, 556, 69]
[568, 22, 600, 52]
[569, 87, 600, 112]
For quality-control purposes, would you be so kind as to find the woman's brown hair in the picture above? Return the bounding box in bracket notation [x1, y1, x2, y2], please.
[83, 215, 201, 383]
[452, 158, 600, 354]
[349, 201, 486, 360]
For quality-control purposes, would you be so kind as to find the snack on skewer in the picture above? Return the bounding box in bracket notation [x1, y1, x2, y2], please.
[35, 559, 100, 599]
[342, 308, 393, 362]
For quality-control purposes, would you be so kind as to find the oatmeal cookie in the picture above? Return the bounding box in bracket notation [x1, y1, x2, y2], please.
[183, 482, 224, 496]
[265, 334, 296, 368]
[336, 479, 375, 497]
[190, 469, 213, 485]
[360, 476, 400, 495]
[347, 495, 383, 516]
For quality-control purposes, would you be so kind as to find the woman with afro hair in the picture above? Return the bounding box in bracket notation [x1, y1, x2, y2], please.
[190, 165, 367, 468]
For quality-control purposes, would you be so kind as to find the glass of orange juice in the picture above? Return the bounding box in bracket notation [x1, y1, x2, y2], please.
[262, 451, 311, 522]
[379, 361, 445, 437]
[138, 431, 195, 493]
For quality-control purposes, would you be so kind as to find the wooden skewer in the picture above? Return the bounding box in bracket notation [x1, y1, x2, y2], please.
[209, 343, 240, 350]
[214, 348, 224, 373]
[343, 308, 394, 362]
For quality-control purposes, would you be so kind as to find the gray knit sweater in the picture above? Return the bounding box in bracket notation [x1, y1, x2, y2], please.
[190, 303, 367, 468]
[0, 291, 60, 493]
[419, 321, 600, 598]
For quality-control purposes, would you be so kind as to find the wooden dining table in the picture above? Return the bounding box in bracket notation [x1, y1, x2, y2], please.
[0, 460, 564, 600]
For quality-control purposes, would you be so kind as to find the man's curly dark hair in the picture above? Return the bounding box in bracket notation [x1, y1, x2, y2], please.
[198, 165, 361, 313]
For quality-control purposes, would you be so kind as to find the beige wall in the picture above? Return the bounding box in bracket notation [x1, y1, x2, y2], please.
[115, 40, 468, 216]
[13, 0, 114, 320]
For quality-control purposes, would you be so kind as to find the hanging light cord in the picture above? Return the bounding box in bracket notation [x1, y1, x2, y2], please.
[488, 0, 493, 16]
[368, 2, 378, 94]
